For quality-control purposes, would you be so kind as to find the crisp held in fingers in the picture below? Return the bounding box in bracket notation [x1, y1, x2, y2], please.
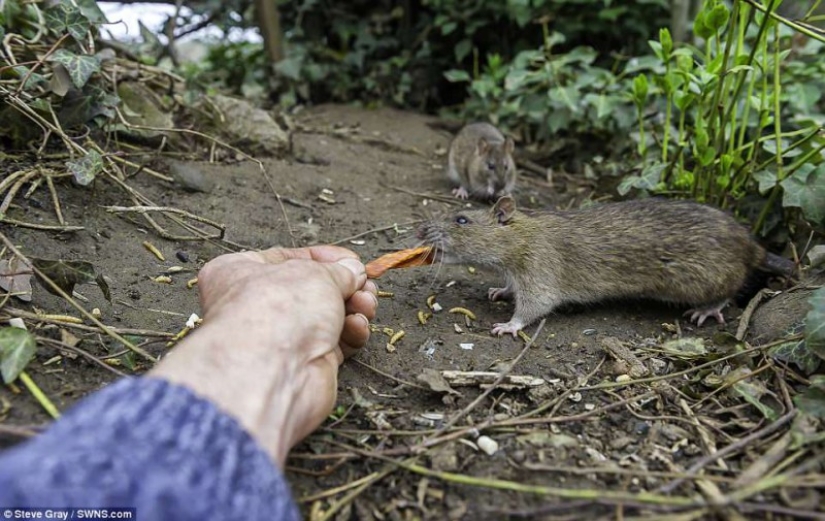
[366, 246, 434, 279]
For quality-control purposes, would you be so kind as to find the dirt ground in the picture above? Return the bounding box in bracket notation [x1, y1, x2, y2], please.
[0, 105, 817, 520]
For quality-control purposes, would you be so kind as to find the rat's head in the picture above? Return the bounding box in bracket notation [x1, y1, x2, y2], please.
[417, 196, 518, 266]
[469, 136, 516, 199]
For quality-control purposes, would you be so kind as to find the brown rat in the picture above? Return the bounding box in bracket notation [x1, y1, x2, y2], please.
[446, 123, 516, 200]
[418, 196, 793, 336]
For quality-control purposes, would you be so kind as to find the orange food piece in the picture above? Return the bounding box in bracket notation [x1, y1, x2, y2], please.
[365, 246, 434, 279]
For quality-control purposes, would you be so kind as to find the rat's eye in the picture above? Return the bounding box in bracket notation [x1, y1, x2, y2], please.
[487, 161, 496, 170]
[455, 215, 469, 225]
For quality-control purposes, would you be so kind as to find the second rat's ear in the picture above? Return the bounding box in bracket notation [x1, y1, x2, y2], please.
[477, 137, 490, 155]
[504, 136, 515, 155]
[493, 195, 516, 224]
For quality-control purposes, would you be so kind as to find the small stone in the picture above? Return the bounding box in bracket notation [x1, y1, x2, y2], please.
[477, 436, 498, 456]
[176, 251, 190, 263]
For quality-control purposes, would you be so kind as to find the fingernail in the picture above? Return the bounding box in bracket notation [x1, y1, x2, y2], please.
[337, 258, 365, 277]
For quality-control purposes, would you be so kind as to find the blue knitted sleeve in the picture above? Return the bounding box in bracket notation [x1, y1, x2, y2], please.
[0, 377, 300, 521]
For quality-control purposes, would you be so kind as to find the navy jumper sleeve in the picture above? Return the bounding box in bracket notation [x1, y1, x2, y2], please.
[0, 377, 299, 521]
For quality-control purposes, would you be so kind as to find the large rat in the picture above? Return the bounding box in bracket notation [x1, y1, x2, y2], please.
[417, 196, 793, 336]
[446, 123, 516, 200]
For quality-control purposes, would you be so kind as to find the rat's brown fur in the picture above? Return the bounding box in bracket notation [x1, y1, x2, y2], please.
[418, 196, 792, 336]
[446, 123, 516, 200]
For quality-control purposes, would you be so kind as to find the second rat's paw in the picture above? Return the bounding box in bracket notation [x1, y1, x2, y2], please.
[452, 186, 469, 199]
[684, 301, 728, 327]
[488, 286, 513, 301]
[491, 321, 523, 337]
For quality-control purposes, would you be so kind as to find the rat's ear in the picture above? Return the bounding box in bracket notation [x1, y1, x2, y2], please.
[504, 136, 515, 155]
[493, 195, 516, 224]
[477, 137, 490, 155]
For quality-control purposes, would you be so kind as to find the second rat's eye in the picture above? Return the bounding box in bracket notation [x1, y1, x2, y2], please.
[455, 215, 469, 225]
[487, 161, 496, 170]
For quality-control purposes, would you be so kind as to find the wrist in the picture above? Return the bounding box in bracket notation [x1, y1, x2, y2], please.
[149, 321, 299, 466]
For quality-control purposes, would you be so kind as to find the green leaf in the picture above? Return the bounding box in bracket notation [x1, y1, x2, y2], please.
[648, 40, 664, 61]
[807, 245, 825, 269]
[659, 27, 673, 58]
[794, 375, 825, 418]
[632, 74, 649, 105]
[673, 91, 695, 111]
[769, 339, 821, 375]
[676, 53, 694, 73]
[780, 163, 825, 224]
[728, 368, 778, 421]
[698, 147, 716, 167]
[444, 69, 471, 83]
[440, 21, 457, 35]
[48, 49, 101, 89]
[455, 39, 473, 63]
[75, 0, 108, 24]
[617, 163, 665, 195]
[504, 68, 531, 91]
[0, 327, 36, 383]
[752, 169, 777, 194]
[44, 0, 90, 42]
[805, 287, 825, 361]
[693, 11, 713, 40]
[661, 337, 706, 359]
[66, 149, 103, 186]
[705, 4, 730, 32]
[548, 86, 580, 112]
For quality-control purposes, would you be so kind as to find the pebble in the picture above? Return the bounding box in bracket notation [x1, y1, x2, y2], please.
[176, 251, 190, 263]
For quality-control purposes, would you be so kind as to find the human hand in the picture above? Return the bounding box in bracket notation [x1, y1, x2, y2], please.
[150, 245, 377, 466]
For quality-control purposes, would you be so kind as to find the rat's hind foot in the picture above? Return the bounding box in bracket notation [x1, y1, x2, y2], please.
[491, 320, 523, 337]
[488, 286, 513, 301]
[685, 301, 728, 326]
[452, 186, 469, 199]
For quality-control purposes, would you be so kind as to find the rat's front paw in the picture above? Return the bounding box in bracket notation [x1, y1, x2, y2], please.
[488, 287, 513, 301]
[491, 321, 522, 337]
[452, 186, 469, 199]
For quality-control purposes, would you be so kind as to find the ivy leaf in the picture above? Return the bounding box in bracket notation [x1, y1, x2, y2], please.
[728, 367, 778, 421]
[806, 245, 825, 269]
[455, 38, 473, 63]
[444, 69, 471, 83]
[752, 169, 777, 194]
[30, 257, 111, 302]
[805, 287, 825, 361]
[44, 0, 90, 42]
[769, 339, 821, 375]
[781, 163, 825, 224]
[75, 0, 108, 24]
[617, 163, 665, 195]
[795, 375, 825, 419]
[0, 327, 37, 383]
[48, 49, 101, 89]
[66, 149, 103, 186]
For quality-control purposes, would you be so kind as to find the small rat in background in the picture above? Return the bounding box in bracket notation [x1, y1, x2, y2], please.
[418, 196, 794, 336]
[446, 122, 516, 200]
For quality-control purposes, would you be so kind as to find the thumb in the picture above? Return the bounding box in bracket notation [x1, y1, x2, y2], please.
[324, 257, 367, 299]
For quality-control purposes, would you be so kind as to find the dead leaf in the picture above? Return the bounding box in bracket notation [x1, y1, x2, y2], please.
[0, 258, 33, 302]
[417, 368, 461, 395]
[30, 258, 111, 302]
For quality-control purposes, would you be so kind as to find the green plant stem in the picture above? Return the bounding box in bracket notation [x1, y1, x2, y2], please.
[705, 4, 738, 200]
[19, 371, 60, 419]
[743, 0, 825, 43]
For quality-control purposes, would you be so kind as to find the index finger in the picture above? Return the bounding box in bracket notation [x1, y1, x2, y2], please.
[253, 245, 360, 265]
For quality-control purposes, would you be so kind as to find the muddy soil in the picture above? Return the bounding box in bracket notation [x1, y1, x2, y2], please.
[0, 105, 806, 520]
